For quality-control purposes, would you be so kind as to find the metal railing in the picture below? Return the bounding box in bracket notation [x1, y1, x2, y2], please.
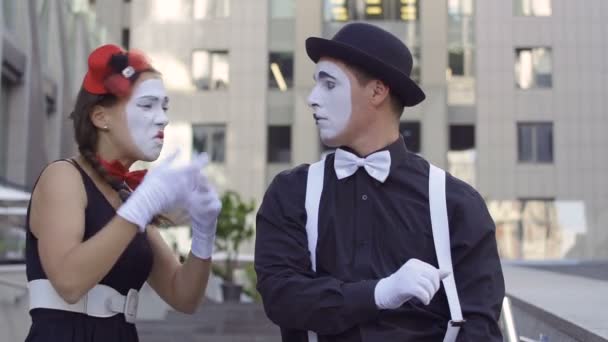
[501, 296, 551, 342]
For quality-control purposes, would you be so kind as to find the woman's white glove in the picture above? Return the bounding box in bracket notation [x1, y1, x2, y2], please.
[188, 167, 222, 259]
[117, 152, 206, 232]
[374, 258, 450, 309]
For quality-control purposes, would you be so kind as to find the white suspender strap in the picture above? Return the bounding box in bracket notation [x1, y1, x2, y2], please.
[429, 164, 464, 342]
[304, 161, 463, 341]
[304, 159, 326, 342]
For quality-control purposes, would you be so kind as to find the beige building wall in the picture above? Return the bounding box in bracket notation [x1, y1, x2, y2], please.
[129, 0, 451, 257]
[130, 0, 270, 204]
[476, 0, 608, 258]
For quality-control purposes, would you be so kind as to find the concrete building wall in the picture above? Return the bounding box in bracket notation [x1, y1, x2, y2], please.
[0, 0, 119, 189]
[130, 0, 270, 204]
[476, 0, 608, 258]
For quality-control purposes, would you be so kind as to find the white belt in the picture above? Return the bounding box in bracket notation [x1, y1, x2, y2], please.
[28, 279, 139, 324]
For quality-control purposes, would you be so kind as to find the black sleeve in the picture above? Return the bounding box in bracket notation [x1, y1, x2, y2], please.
[255, 165, 379, 335]
[447, 177, 505, 342]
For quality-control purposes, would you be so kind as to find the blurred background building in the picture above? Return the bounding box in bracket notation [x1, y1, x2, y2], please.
[121, 0, 606, 261]
[1, 0, 607, 275]
[0, 1, 117, 340]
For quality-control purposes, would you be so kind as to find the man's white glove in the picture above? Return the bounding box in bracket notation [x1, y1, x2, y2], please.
[188, 162, 222, 259]
[117, 152, 206, 232]
[374, 258, 450, 309]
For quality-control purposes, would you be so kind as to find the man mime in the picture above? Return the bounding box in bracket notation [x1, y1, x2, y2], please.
[255, 23, 505, 341]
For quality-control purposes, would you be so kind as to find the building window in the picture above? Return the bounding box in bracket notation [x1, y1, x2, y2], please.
[447, 0, 474, 78]
[193, 0, 230, 19]
[267, 126, 292, 163]
[121, 28, 130, 50]
[450, 125, 475, 150]
[324, 0, 419, 22]
[514, 0, 551, 16]
[269, 52, 294, 91]
[191, 50, 229, 90]
[448, 48, 465, 76]
[270, 0, 294, 18]
[488, 198, 585, 260]
[515, 47, 552, 89]
[192, 124, 226, 163]
[517, 123, 553, 163]
[399, 121, 420, 153]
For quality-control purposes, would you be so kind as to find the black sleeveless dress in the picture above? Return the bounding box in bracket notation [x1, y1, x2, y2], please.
[24, 160, 154, 342]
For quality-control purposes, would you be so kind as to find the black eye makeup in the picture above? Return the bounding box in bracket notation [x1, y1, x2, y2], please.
[135, 96, 163, 110]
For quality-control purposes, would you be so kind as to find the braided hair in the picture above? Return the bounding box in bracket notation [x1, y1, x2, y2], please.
[69, 90, 131, 198]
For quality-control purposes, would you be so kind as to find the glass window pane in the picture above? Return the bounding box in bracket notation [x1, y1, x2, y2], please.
[214, 0, 229, 17]
[192, 51, 229, 91]
[536, 124, 553, 162]
[211, 129, 225, 163]
[194, 0, 229, 19]
[210, 52, 229, 90]
[192, 125, 226, 163]
[267, 126, 292, 163]
[3, 0, 15, 30]
[515, 48, 533, 89]
[362, 0, 385, 20]
[515, 48, 552, 89]
[192, 125, 209, 154]
[193, 0, 211, 19]
[449, 48, 465, 76]
[192, 50, 211, 90]
[450, 125, 475, 150]
[533, 48, 553, 88]
[531, 0, 551, 16]
[518, 124, 534, 162]
[398, 0, 419, 21]
[515, 0, 551, 16]
[269, 52, 294, 90]
[271, 0, 295, 18]
[324, 0, 351, 22]
[400, 121, 421, 153]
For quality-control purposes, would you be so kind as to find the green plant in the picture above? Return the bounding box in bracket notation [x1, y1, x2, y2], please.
[215, 191, 255, 283]
[242, 262, 262, 303]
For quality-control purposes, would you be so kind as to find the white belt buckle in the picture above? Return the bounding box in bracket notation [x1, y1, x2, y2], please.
[123, 289, 139, 324]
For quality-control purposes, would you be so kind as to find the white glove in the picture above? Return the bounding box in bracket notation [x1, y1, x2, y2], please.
[117, 152, 206, 232]
[374, 258, 450, 309]
[188, 166, 222, 259]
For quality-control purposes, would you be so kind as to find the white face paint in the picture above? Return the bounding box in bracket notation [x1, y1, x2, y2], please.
[125, 78, 169, 161]
[307, 61, 352, 143]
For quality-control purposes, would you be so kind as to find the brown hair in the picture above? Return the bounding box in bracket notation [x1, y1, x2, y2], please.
[69, 89, 132, 199]
[347, 63, 404, 117]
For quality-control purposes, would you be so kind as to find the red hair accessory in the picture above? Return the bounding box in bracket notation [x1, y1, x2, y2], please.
[97, 156, 147, 190]
[82, 44, 152, 97]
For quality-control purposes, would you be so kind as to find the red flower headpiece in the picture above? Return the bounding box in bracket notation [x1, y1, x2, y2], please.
[82, 44, 152, 98]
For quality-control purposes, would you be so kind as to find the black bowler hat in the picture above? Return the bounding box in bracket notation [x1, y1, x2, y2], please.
[306, 22, 425, 107]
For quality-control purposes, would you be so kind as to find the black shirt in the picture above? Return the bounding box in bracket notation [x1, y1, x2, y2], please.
[255, 137, 505, 341]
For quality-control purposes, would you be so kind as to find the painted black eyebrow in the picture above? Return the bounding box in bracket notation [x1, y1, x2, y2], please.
[136, 95, 159, 102]
[318, 71, 336, 81]
[313, 71, 337, 81]
[136, 95, 169, 103]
